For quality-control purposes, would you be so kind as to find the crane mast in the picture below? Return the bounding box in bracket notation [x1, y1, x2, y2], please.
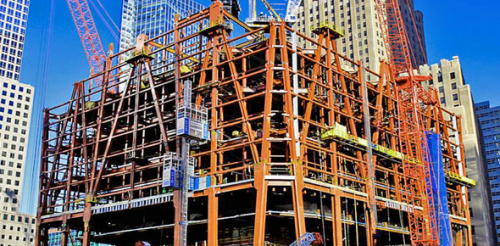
[375, 0, 439, 245]
[377, 0, 438, 243]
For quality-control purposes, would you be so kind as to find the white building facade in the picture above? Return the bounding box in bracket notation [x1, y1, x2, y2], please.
[293, 0, 426, 76]
[419, 56, 497, 246]
[0, 0, 36, 245]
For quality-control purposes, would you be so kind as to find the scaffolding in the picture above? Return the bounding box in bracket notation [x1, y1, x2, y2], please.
[36, 2, 473, 246]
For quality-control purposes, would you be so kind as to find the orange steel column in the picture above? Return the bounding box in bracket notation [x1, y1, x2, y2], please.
[333, 195, 343, 246]
[173, 12, 182, 246]
[253, 23, 278, 246]
[278, 25, 306, 239]
[206, 9, 220, 244]
[207, 83, 219, 246]
[456, 230, 463, 246]
[81, 199, 93, 246]
[207, 187, 219, 245]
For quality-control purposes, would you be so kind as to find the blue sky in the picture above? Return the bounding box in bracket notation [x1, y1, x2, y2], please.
[18, 1, 500, 213]
[414, 1, 500, 105]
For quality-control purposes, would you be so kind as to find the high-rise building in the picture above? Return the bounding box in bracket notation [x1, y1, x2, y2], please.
[0, 0, 36, 245]
[400, 0, 426, 67]
[119, 0, 206, 52]
[293, 0, 426, 75]
[419, 56, 497, 245]
[117, 0, 207, 93]
[0, 0, 29, 81]
[475, 101, 500, 243]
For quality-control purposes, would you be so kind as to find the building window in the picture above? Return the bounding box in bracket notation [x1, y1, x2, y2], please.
[450, 72, 456, 79]
[439, 87, 444, 93]
[453, 94, 459, 101]
[452, 83, 457, 90]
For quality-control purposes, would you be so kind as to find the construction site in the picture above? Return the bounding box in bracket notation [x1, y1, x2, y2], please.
[35, 0, 476, 245]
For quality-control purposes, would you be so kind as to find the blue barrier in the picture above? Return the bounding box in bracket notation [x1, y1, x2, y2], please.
[426, 132, 452, 246]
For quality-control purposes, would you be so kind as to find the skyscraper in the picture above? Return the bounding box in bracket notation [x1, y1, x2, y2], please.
[475, 101, 500, 243]
[419, 57, 497, 245]
[118, 0, 207, 92]
[293, 0, 426, 76]
[119, 0, 206, 52]
[400, 0, 426, 67]
[0, 0, 29, 81]
[0, 0, 36, 245]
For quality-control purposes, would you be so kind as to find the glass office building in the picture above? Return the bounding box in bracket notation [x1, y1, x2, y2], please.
[476, 101, 500, 242]
[119, 0, 205, 52]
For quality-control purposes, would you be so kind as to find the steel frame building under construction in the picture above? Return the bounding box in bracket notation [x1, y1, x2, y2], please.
[36, 2, 475, 245]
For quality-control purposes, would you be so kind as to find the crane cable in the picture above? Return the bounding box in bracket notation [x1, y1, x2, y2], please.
[88, 0, 120, 42]
[23, 0, 53, 215]
[94, 0, 120, 33]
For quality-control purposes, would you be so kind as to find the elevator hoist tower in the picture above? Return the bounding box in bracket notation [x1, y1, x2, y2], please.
[162, 79, 209, 245]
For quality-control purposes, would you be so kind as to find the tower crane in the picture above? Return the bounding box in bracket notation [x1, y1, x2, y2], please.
[374, 0, 440, 245]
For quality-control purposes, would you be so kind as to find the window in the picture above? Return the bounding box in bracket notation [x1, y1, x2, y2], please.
[450, 72, 456, 79]
[453, 94, 459, 101]
[439, 87, 444, 93]
[452, 83, 457, 90]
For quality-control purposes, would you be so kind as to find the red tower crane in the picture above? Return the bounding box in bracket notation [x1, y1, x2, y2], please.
[66, 0, 107, 85]
[375, 0, 439, 245]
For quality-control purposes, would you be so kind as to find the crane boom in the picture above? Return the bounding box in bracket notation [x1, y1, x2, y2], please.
[261, 0, 282, 21]
[67, 0, 106, 80]
[247, 0, 282, 26]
